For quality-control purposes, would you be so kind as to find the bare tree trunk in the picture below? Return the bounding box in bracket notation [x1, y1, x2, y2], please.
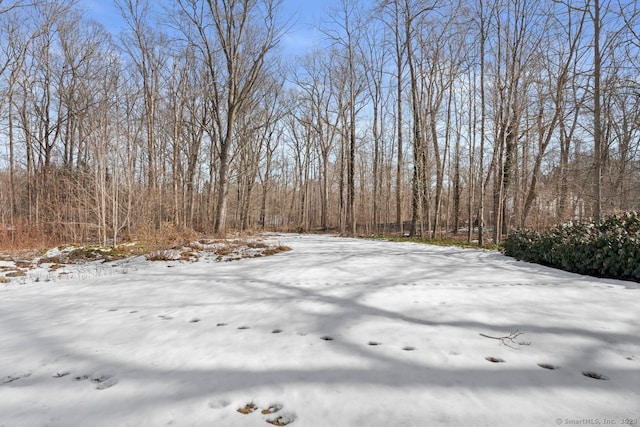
[592, 0, 603, 223]
[394, 1, 404, 236]
[453, 105, 461, 236]
[478, 0, 488, 247]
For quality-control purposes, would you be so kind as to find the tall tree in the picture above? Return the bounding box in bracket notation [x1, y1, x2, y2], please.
[520, 2, 586, 225]
[324, 0, 367, 236]
[174, 0, 285, 235]
[591, 0, 604, 223]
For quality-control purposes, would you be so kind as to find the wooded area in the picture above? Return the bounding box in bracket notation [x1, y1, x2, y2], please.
[1, 0, 639, 248]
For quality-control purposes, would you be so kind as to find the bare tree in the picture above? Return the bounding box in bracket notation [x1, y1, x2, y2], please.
[360, 14, 388, 234]
[476, 0, 491, 246]
[380, 0, 409, 235]
[174, 0, 285, 235]
[291, 49, 342, 231]
[591, 0, 604, 223]
[323, 0, 368, 236]
[520, 2, 586, 225]
[117, 0, 166, 192]
[0, 2, 44, 236]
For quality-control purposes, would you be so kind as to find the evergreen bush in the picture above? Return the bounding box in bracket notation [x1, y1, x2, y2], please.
[502, 212, 640, 282]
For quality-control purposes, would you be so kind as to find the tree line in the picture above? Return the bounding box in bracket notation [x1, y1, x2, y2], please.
[0, 0, 639, 247]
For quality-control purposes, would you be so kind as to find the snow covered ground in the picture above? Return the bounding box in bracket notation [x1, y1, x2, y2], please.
[1, 233, 638, 427]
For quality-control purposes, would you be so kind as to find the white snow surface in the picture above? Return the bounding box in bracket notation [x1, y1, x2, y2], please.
[1, 233, 638, 427]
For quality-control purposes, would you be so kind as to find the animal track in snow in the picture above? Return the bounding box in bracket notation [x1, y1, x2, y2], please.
[485, 356, 505, 363]
[237, 402, 257, 414]
[93, 375, 118, 390]
[266, 413, 296, 426]
[582, 371, 609, 380]
[1, 372, 31, 384]
[53, 372, 70, 378]
[73, 374, 118, 389]
[368, 341, 381, 346]
[189, 318, 201, 323]
[320, 336, 334, 341]
[216, 323, 228, 327]
[261, 403, 283, 414]
[237, 326, 251, 330]
[537, 363, 559, 370]
[208, 399, 231, 409]
[272, 329, 283, 334]
[233, 400, 296, 425]
[402, 346, 416, 351]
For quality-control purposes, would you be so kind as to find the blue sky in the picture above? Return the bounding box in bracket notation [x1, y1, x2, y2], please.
[77, 0, 343, 57]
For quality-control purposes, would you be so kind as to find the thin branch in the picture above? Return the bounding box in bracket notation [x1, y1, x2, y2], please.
[479, 329, 529, 349]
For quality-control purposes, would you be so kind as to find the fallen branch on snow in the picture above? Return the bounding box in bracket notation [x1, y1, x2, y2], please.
[479, 329, 530, 349]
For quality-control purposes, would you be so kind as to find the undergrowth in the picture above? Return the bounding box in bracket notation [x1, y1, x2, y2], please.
[502, 212, 640, 282]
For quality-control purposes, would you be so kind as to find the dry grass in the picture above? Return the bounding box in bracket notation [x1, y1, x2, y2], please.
[39, 245, 140, 265]
[0, 218, 290, 280]
[5, 270, 26, 278]
[262, 245, 292, 256]
[145, 249, 198, 262]
[145, 236, 291, 263]
[0, 223, 61, 253]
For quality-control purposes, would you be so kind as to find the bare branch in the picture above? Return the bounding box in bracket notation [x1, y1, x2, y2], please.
[479, 330, 529, 349]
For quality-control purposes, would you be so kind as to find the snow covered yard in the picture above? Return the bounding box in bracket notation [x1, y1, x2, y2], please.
[1, 233, 638, 427]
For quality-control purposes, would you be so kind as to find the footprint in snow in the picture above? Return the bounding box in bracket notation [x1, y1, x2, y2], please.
[237, 326, 251, 330]
[235, 402, 294, 426]
[485, 356, 505, 363]
[537, 363, 559, 370]
[582, 371, 609, 380]
[208, 399, 231, 409]
[1, 373, 31, 385]
[73, 374, 118, 389]
[272, 329, 283, 334]
[266, 413, 296, 426]
[216, 323, 228, 327]
[237, 402, 257, 414]
[53, 372, 70, 378]
[261, 403, 283, 414]
[93, 375, 118, 390]
[368, 341, 381, 346]
[402, 346, 416, 351]
[189, 318, 201, 323]
[320, 336, 334, 341]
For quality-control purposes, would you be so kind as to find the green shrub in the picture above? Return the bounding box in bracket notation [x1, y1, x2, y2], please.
[502, 212, 640, 282]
